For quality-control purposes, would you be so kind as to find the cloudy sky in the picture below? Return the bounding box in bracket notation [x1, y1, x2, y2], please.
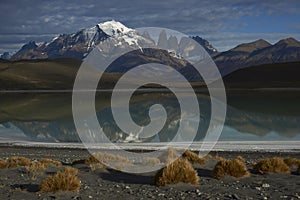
[0, 0, 300, 54]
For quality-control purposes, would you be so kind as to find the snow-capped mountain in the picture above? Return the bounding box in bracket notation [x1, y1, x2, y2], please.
[10, 20, 217, 60]
[10, 20, 151, 60]
[11, 22, 109, 60]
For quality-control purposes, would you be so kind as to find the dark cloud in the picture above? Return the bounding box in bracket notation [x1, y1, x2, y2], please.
[0, 0, 299, 53]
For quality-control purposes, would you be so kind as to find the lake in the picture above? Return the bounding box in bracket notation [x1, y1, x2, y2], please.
[0, 90, 300, 148]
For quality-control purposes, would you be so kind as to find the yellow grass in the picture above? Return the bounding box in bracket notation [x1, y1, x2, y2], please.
[0, 160, 7, 169]
[0, 156, 31, 168]
[142, 157, 161, 165]
[155, 158, 199, 186]
[85, 155, 99, 164]
[158, 147, 180, 163]
[211, 156, 250, 179]
[85, 152, 131, 164]
[204, 154, 225, 161]
[40, 158, 62, 167]
[61, 166, 79, 175]
[236, 155, 246, 163]
[40, 167, 80, 192]
[253, 157, 291, 175]
[85, 152, 133, 170]
[89, 163, 106, 171]
[26, 161, 48, 180]
[283, 157, 300, 168]
[182, 150, 205, 165]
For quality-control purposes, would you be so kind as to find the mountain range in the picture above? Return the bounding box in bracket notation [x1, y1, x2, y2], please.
[1, 20, 217, 62]
[213, 37, 300, 75]
[1, 20, 299, 75]
[0, 20, 300, 90]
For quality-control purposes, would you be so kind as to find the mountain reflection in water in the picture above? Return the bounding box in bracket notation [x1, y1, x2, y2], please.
[0, 91, 299, 143]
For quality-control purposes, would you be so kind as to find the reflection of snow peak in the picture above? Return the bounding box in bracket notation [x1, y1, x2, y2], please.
[123, 127, 148, 143]
[123, 132, 141, 143]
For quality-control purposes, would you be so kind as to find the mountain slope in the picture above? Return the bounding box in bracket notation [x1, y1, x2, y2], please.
[214, 38, 300, 75]
[223, 62, 300, 88]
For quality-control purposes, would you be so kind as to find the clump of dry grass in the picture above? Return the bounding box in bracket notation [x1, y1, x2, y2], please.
[142, 157, 161, 166]
[0, 156, 31, 169]
[85, 155, 99, 164]
[211, 156, 250, 179]
[85, 152, 133, 170]
[26, 161, 48, 180]
[89, 163, 106, 171]
[283, 157, 300, 168]
[0, 160, 7, 169]
[158, 147, 180, 163]
[40, 158, 62, 167]
[236, 155, 246, 163]
[155, 158, 199, 186]
[62, 166, 79, 175]
[182, 150, 205, 165]
[253, 157, 291, 175]
[204, 154, 225, 161]
[40, 167, 80, 192]
[85, 152, 130, 164]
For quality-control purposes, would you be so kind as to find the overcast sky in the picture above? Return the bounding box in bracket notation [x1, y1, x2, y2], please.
[0, 0, 300, 54]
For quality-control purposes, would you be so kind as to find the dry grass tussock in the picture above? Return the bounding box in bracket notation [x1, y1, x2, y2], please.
[40, 158, 62, 167]
[89, 163, 106, 171]
[26, 161, 48, 180]
[253, 157, 291, 175]
[85, 152, 133, 170]
[86, 152, 131, 163]
[142, 157, 161, 165]
[155, 158, 199, 186]
[0, 160, 6, 169]
[204, 154, 225, 161]
[40, 167, 80, 192]
[158, 147, 180, 163]
[0, 156, 31, 169]
[182, 150, 205, 165]
[211, 156, 250, 179]
[283, 157, 300, 168]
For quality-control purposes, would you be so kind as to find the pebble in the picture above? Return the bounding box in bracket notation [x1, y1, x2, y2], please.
[262, 183, 270, 188]
[255, 187, 261, 191]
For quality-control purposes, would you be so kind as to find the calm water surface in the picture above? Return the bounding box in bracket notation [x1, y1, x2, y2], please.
[0, 90, 299, 144]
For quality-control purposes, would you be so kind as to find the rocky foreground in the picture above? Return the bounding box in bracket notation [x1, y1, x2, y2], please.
[0, 146, 299, 200]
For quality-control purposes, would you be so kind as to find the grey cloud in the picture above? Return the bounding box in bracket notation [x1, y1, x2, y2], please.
[0, 0, 299, 53]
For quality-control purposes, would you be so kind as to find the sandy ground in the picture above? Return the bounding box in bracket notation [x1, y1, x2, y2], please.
[0, 145, 299, 200]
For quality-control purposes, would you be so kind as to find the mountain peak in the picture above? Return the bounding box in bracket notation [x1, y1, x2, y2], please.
[98, 20, 134, 36]
[276, 37, 300, 46]
[232, 39, 271, 53]
[192, 36, 217, 54]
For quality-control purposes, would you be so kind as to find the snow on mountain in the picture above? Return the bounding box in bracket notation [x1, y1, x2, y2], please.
[97, 20, 150, 48]
[98, 20, 133, 36]
[10, 20, 217, 60]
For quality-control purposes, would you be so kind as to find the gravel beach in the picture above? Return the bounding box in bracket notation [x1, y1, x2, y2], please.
[0, 145, 299, 200]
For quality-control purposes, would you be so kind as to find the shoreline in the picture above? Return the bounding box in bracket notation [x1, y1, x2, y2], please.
[1, 140, 300, 152]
